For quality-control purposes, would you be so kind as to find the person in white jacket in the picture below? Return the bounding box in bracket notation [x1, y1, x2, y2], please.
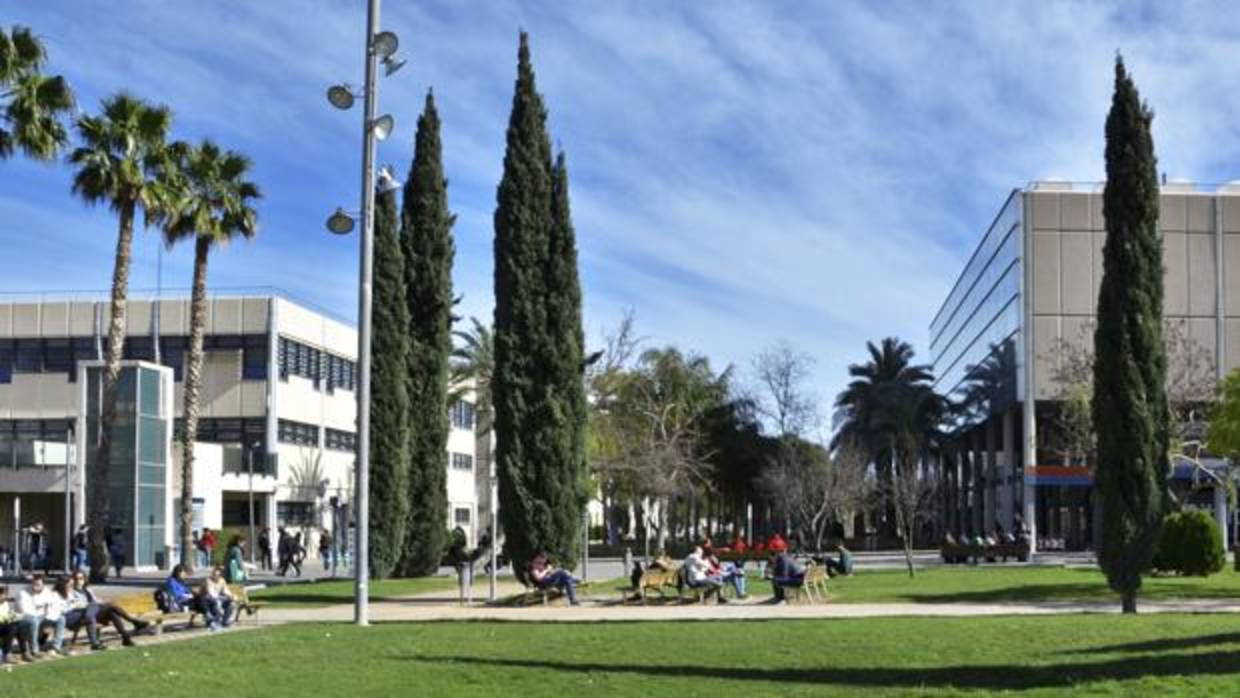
[17, 574, 66, 658]
[683, 546, 726, 604]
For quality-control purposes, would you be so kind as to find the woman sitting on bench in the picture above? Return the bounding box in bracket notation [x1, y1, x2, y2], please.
[69, 571, 148, 646]
[684, 546, 727, 603]
[164, 565, 198, 613]
[528, 551, 580, 606]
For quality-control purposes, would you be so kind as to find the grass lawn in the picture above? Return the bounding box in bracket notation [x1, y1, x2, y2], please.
[250, 576, 461, 607]
[9, 615, 1240, 696]
[821, 565, 1240, 605]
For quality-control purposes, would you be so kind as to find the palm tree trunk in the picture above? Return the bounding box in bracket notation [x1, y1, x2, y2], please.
[179, 236, 210, 571]
[88, 198, 135, 583]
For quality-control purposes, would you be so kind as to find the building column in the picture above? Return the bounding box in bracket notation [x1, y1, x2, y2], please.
[984, 418, 998, 533]
[973, 429, 986, 536]
[1000, 409, 1016, 530]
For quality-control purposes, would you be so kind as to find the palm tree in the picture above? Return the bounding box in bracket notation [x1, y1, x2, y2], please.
[69, 93, 175, 581]
[451, 316, 494, 436]
[832, 337, 936, 537]
[0, 25, 73, 161]
[162, 140, 260, 570]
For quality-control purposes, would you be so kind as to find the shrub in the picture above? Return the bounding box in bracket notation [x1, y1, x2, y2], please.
[1152, 510, 1225, 576]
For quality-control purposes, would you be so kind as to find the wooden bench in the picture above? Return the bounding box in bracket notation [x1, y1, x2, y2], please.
[188, 584, 265, 626]
[940, 542, 1029, 564]
[781, 565, 828, 604]
[70, 591, 188, 644]
[617, 564, 682, 604]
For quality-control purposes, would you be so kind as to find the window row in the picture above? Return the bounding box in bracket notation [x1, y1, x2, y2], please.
[450, 400, 476, 430]
[278, 419, 319, 447]
[278, 337, 356, 393]
[175, 417, 267, 451]
[451, 452, 474, 472]
[0, 419, 74, 468]
[325, 428, 356, 452]
[277, 501, 317, 527]
[0, 334, 268, 383]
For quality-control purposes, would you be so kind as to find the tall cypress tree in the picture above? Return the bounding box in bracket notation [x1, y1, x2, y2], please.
[399, 91, 455, 576]
[368, 185, 412, 578]
[1091, 56, 1168, 614]
[494, 32, 584, 580]
[545, 151, 588, 564]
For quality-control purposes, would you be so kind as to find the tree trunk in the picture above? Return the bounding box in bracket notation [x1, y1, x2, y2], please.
[179, 236, 211, 572]
[903, 525, 916, 578]
[88, 198, 136, 583]
[1121, 590, 1137, 614]
[656, 496, 669, 555]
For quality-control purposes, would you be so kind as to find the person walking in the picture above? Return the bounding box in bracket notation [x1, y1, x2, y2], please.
[258, 528, 273, 571]
[71, 526, 89, 572]
[105, 529, 126, 579]
[225, 535, 248, 584]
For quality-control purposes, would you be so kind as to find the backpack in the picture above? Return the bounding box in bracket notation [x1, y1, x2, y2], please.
[153, 588, 175, 613]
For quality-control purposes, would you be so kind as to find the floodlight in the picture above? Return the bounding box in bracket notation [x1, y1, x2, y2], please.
[327, 207, 356, 235]
[372, 31, 399, 59]
[377, 165, 401, 193]
[327, 84, 356, 110]
[382, 56, 407, 77]
[371, 114, 394, 141]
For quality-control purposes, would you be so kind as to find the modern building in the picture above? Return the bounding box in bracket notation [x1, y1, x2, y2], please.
[931, 180, 1240, 550]
[0, 293, 483, 571]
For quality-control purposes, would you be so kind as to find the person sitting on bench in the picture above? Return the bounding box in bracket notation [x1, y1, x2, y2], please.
[684, 546, 726, 603]
[825, 544, 853, 577]
[704, 544, 747, 599]
[528, 551, 580, 606]
[767, 551, 805, 604]
[200, 566, 235, 630]
[164, 564, 198, 613]
[0, 584, 25, 664]
[17, 574, 66, 658]
[56, 576, 107, 652]
[69, 571, 147, 646]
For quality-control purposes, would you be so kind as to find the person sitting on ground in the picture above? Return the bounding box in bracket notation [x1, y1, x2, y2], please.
[0, 584, 23, 664]
[528, 551, 580, 606]
[164, 564, 198, 613]
[200, 566, 235, 630]
[766, 551, 805, 605]
[56, 576, 107, 652]
[225, 535, 248, 584]
[69, 571, 147, 646]
[683, 545, 726, 604]
[17, 574, 66, 659]
[826, 544, 854, 577]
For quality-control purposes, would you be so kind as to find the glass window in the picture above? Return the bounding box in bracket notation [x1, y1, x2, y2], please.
[278, 419, 318, 447]
[243, 336, 268, 380]
[451, 452, 474, 472]
[451, 401, 476, 431]
[278, 501, 316, 527]
[43, 338, 71, 374]
[454, 507, 471, 526]
[325, 428, 356, 452]
[15, 339, 41, 373]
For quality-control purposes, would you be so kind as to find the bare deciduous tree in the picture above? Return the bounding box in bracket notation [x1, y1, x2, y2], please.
[752, 340, 819, 437]
[757, 437, 874, 551]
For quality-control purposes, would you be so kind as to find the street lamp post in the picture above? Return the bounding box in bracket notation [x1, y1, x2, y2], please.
[325, 0, 405, 627]
[247, 441, 260, 565]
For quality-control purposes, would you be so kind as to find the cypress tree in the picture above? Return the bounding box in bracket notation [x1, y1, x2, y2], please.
[494, 31, 583, 580]
[1091, 56, 1168, 614]
[399, 91, 455, 576]
[544, 151, 588, 564]
[368, 186, 412, 578]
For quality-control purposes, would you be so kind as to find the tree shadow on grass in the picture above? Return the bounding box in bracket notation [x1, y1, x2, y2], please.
[898, 582, 1107, 604]
[1069, 632, 1240, 655]
[397, 650, 1240, 691]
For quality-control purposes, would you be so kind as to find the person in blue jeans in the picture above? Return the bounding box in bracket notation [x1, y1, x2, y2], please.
[767, 551, 805, 604]
[528, 551, 580, 606]
[165, 564, 198, 612]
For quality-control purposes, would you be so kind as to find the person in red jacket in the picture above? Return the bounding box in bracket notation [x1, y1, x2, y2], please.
[767, 533, 788, 552]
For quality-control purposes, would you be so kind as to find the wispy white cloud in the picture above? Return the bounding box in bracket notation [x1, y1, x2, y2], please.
[4, 1, 1240, 426]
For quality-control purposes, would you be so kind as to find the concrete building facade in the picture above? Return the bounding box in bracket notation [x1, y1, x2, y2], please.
[0, 294, 482, 570]
[932, 181, 1240, 550]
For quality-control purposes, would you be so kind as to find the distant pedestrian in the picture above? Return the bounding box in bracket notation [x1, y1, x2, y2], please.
[71, 525, 89, 572]
[258, 529, 273, 571]
[106, 529, 125, 579]
[319, 532, 332, 571]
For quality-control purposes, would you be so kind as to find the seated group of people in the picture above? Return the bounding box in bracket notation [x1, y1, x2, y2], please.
[0, 572, 152, 663]
[161, 564, 239, 631]
[682, 543, 748, 603]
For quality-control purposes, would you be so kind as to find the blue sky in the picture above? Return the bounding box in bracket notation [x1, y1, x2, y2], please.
[4, 1, 1240, 432]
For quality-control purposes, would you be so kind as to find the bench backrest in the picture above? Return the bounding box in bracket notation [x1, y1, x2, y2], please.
[641, 565, 680, 588]
[112, 592, 161, 617]
[804, 566, 826, 584]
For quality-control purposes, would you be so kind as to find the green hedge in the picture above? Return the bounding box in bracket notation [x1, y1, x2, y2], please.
[1152, 510, 1225, 576]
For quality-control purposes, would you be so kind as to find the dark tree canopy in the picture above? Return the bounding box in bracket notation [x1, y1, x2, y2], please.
[368, 186, 412, 578]
[493, 32, 587, 580]
[1091, 56, 1168, 614]
[399, 91, 456, 577]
